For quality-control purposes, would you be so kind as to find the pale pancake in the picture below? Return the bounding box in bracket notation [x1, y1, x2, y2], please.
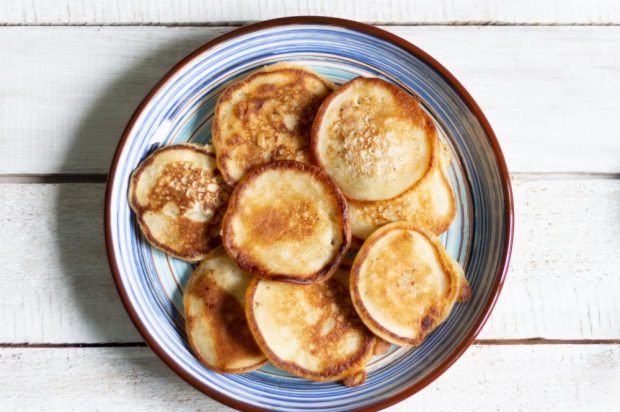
[349, 140, 456, 239]
[213, 63, 334, 184]
[351, 222, 470, 346]
[184, 247, 267, 373]
[129, 144, 231, 261]
[222, 160, 350, 284]
[245, 269, 375, 383]
[311, 77, 437, 201]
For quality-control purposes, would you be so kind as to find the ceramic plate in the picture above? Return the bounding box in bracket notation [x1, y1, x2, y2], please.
[105, 17, 514, 412]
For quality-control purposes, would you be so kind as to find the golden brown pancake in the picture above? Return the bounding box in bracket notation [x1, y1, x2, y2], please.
[184, 247, 267, 373]
[245, 269, 375, 383]
[348, 139, 456, 239]
[350, 222, 469, 346]
[342, 370, 367, 387]
[311, 77, 438, 201]
[212, 63, 334, 185]
[222, 160, 350, 284]
[129, 144, 231, 261]
[372, 338, 392, 356]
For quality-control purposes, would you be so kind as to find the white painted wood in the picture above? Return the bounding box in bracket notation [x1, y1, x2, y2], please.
[0, 26, 228, 175]
[0, 183, 142, 343]
[483, 177, 620, 339]
[0, 178, 618, 343]
[1, 26, 619, 175]
[2, 0, 620, 25]
[0, 345, 618, 411]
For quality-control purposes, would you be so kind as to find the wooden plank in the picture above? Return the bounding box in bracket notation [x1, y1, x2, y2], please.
[0, 178, 618, 343]
[0, 183, 142, 343]
[484, 177, 620, 339]
[2, 0, 620, 25]
[0, 345, 618, 410]
[0, 26, 228, 175]
[0, 26, 619, 175]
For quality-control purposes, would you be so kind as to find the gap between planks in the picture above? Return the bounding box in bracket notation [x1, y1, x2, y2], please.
[0, 174, 108, 184]
[2, 22, 620, 27]
[1, 172, 619, 184]
[2, 339, 619, 348]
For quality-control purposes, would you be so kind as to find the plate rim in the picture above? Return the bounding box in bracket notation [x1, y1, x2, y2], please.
[104, 16, 514, 412]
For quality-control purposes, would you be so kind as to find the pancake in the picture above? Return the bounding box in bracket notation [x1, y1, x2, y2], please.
[348, 140, 456, 239]
[373, 338, 392, 356]
[350, 222, 470, 346]
[184, 247, 267, 373]
[342, 370, 367, 387]
[245, 269, 376, 383]
[213, 63, 334, 185]
[129, 144, 231, 261]
[311, 77, 438, 201]
[222, 160, 350, 284]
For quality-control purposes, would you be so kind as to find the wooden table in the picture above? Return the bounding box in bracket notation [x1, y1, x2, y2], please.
[1, 2, 619, 410]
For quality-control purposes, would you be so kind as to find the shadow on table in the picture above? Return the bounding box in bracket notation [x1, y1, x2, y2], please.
[54, 30, 229, 404]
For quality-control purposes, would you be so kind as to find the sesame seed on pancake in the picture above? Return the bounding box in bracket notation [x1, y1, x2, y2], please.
[213, 63, 334, 185]
[350, 222, 469, 346]
[222, 160, 350, 284]
[311, 77, 438, 201]
[184, 247, 267, 373]
[129, 144, 231, 261]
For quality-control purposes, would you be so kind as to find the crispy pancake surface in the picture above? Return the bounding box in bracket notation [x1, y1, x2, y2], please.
[245, 269, 375, 382]
[311, 77, 437, 201]
[349, 140, 456, 239]
[213, 63, 334, 184]
[351, 222, 469, 346]
[184, 247, 267, 373]
[129, 144, 231, 261]
[222, 160, 350, 284]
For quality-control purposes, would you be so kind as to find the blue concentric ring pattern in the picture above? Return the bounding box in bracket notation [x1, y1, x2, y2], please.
[108, 24, 509, 411]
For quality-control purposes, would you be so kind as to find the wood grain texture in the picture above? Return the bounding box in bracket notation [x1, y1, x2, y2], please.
[2, 0, 620, 25]
[485, 177, 620, 339]
[0, 178, 618, 343]
[0, 183, 142, 343]
[0, 26, 619, 175]
[0, 345, 618, 411]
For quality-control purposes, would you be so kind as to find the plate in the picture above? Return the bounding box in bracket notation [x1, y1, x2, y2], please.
[105, 17, 513, 412]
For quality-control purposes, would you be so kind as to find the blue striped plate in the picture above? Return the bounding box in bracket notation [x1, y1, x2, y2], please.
[105, 17, 513, 412]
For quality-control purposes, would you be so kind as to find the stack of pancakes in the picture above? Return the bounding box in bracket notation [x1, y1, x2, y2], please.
[129, 64, 470, 386]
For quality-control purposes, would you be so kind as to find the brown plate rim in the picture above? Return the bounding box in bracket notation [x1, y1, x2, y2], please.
[104, 16, 514, 412]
